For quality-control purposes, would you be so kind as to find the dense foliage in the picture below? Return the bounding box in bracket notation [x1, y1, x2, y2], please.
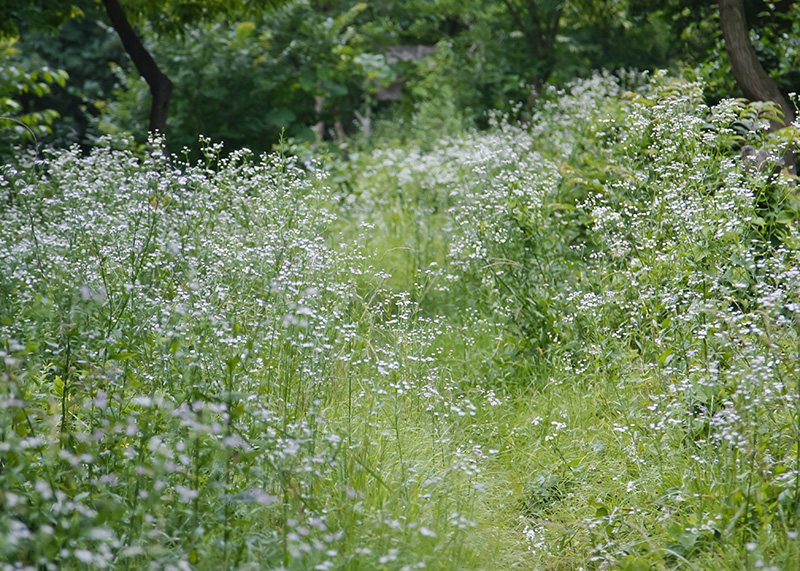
[4, 0, 800, 569]
[8, 0, 798, 156]
[104, 2, 397, 154]
[0, 39, 68, 154]
[3, 71, 800, 569]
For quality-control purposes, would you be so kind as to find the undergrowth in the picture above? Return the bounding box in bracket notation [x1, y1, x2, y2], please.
[3, 71, 800, 570]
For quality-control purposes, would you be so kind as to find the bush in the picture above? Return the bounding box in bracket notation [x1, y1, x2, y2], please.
[340, 71, 800, 567]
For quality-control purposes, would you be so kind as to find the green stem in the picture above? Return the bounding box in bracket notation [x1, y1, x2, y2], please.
[60, 334, 71, 444]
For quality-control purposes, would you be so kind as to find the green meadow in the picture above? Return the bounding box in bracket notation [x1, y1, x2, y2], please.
[3, 73, 800, 570]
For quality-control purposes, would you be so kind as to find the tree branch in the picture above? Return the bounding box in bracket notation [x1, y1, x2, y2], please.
[101, 0, 172, 134]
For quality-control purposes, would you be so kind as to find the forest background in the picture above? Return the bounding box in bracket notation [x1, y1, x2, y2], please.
[2, 0, 798, 158]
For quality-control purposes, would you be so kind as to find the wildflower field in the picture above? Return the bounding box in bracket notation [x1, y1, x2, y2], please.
[3, 73, 800, 570]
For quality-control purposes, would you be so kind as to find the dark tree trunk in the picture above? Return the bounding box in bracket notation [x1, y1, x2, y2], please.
[102, 0, 172, 135]
[719, 0, 794, 129]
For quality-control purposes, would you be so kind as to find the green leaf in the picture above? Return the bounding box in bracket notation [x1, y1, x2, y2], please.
[110, 352, 138, 361]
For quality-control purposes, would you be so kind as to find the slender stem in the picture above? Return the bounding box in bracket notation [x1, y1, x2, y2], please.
[60, 333, 71, 443]
[795, 315, 800, 523]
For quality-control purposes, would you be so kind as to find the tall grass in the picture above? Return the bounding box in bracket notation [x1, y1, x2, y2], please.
[0, 139, 509, 569]
[3, 71, 800, 570]
[337, 72, 800, 569]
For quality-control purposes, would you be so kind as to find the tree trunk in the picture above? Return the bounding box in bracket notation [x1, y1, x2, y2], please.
[101, 0, 172, 135]
[718, 0, 794, 129]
